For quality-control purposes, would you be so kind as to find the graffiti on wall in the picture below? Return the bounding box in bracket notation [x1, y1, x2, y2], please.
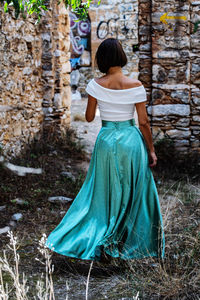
[160, 13, 200, 33]
[160, 12, 187, 31]
[70, 12, 91, 69]
[97, 15, 137, 40]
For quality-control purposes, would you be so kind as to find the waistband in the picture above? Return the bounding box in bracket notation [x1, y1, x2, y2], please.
[101, 119, 135, 129]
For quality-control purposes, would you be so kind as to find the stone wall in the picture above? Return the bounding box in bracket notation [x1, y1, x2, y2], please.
[139, 0, 200, 154]
[0, 0, 71, 156]
[71, 0, 139, 97]
[1, 0, 199, 157]
[0, 7, 43, 156]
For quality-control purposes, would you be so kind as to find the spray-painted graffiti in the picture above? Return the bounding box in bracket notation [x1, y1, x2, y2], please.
[160, 12, 187, 31]
[70, 12, 91, 69]
[160, 13, 200, 33]
[97, 15, 138, 40]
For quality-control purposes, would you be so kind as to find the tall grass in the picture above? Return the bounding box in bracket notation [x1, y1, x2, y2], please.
[0, 232, 56, 300]
[123, 180, 200, 299]
[0, 232, 96, 300]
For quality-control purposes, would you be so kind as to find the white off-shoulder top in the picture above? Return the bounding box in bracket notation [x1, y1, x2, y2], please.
[85, 79, 147, 121]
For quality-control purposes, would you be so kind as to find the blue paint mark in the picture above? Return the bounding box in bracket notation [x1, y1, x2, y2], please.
[78, 38, 88, 49]
[70, 57, 81, 69]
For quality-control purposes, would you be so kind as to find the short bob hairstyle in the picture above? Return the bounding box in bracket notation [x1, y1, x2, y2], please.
[95, 38, 127, 74]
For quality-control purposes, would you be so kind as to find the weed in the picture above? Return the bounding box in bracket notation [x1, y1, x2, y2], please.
[0, 232, 95, 300]
[1, 185, 12, 193]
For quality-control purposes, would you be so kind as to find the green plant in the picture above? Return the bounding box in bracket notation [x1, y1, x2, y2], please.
[0, 0, 101, 21]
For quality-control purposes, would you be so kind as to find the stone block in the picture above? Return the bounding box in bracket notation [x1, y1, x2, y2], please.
[41, 33, 51, 42]
[63, 74, 70, 86]
[166, 129, 191, 139]
[153, 51, 181, 59]
[192, 63, 200, 73]
[152, 89, 165, 102]
[152, 83, 192, 90]
[58, 4, 68, 15]
[171, 90, 189, 104]
[168, 69, 177, 78]
[118, 3, 134, 12]
[24, 35, 34, 42]
[54, 94, 62, 109]
[80, 51, 91, 66]
[62, 62, 71, 74]
[152, 65, 167, 82]
[63, 39, 70, 51]
[192, 115, 200, 122]
[23, 67, 32, 75]
[175, 118, 190, 127]
[192, 95, 200, 106]
[70, 70, 80, 86]
[42, 64, 52, 71]
[62, 86, 71, 107]
[71, 90, 82, 101]
[147, 104, 190, 117]
[13, 124, 22, 136]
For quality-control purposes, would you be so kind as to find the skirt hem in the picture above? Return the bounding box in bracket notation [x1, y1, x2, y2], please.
[46, 243, 164, 262]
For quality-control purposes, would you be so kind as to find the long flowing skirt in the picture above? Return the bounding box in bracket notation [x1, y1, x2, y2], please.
[46, 119, 165, 261]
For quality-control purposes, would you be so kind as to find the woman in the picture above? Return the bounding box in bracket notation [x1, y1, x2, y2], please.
[46, 38, 165, 261]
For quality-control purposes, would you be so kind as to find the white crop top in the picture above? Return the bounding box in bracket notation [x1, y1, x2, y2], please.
[85, 79, 147, 121]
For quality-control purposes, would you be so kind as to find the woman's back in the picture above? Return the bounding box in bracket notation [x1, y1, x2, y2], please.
[86, 77, 147, 121]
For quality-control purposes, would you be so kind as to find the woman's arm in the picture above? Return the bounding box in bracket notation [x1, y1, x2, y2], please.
[85, 95, 97, 122]
[135, 102, 157, 167]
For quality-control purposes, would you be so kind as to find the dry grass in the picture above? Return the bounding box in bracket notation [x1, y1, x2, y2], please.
[119, 179, 200, 299]
[0, 179, 199, 299]
[0, 232, 96, 300]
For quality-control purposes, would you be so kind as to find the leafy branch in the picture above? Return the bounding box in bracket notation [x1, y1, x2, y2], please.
[0, 0, 101, 22]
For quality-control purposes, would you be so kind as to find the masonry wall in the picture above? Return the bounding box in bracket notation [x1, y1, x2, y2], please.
[0, 7, 43, 156]
[0, 0, 71, 156]
[139, 0, 200, 154]
[1, 0, 199, 157]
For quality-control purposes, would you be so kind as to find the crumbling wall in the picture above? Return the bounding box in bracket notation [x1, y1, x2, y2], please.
[1, 0, 199, 156]
[0, 7, 43, 155]
[0, 0, 71, 156]
[138, 0, 200, 154]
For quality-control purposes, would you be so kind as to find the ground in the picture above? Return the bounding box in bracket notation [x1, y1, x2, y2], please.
[0, 98, 199, 299]
[71, 97, 101, 156]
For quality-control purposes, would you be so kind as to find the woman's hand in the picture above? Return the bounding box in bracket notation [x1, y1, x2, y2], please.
[149, 151, 157, 168]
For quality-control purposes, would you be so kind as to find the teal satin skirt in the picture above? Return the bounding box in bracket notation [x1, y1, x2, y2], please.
[46, 119, 165, 261]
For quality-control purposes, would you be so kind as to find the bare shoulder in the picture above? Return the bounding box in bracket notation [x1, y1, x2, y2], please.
[94, 76, 143, 89]
[124, 78, 143, 88]
[94, 76, 106, 84]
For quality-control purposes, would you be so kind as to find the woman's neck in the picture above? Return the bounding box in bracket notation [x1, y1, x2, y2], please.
[107, 66, 123, 75]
